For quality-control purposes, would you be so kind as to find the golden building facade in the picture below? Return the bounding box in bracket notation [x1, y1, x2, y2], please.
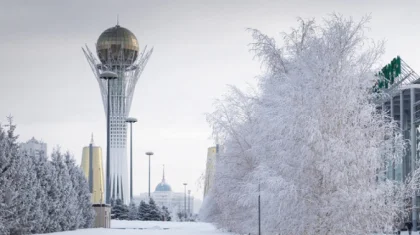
[81, 136, 105, 204]
[204, 146, 218, 197]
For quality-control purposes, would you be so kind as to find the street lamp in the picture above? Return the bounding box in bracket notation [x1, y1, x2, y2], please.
[188, 190, 191, 217]
[145, 151, 154, 198]
[258, 182, 261, 235]
[183, 183, 187, 220]
[126, 117, 137, 201]
[100, 71, 118, 204]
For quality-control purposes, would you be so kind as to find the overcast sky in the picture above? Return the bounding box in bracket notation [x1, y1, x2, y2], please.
[1, 0, 420, 199]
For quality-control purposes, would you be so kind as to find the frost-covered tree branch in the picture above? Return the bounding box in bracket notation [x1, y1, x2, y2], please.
[201, 14, 411, 235]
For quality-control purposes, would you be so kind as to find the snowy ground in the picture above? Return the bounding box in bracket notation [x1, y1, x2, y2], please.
[36, 220, 232, 235]
[34, 220, 420, 235]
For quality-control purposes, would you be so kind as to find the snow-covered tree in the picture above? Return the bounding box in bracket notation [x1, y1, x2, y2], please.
[128, 201, 138, 220]
[30, 149, 53, 233]
[148, 198, 162, 221]
[45, 149, 72, 232]
[111, 198, 128, 220]
[0, 117, 94, 234]
[0, 117, 37, 235]
[75, 168, 95, 228]
[162, 206, 171, 221]
[138, 200, 149, 221]
[63, 152, 81, 230]
[202, 14, 409, 235]
[201, 85, 260, 232]
[65, 152, 95, 229]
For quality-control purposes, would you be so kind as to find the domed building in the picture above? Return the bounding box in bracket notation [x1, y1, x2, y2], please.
[134, 166, 194, 216]
[155, 171, 172, 192]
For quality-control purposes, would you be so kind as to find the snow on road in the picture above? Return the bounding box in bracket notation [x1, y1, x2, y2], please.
[36, 220, 232, 235]
[32, 220, 420, 235]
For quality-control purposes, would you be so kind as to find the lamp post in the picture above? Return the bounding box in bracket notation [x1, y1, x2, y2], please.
[183, 183, 187, 220]
[88, 134, 94, 194]
[125, 117, 137, 202]
[145, 152, 154, 198]
[100, 71, 118, 204]
[188, 190, 191, 217]
[258, 182, 261, 235]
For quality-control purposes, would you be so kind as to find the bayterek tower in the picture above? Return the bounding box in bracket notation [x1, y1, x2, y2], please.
[83, 23, 153, 204]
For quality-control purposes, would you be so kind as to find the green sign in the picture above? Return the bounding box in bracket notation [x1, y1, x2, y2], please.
[373, 56, 401, 92]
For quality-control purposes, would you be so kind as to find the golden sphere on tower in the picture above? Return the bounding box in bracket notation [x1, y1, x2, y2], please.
[96, 25, 139, 66]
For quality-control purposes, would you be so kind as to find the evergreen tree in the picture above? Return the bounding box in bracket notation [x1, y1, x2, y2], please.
[111, 199, 122, 219]
[47, 149, 73, 232]
[110, 197, 115, 207]
[138, 200, 149, 221]
[0, 117, 37, 234]
[162, 206, 171, 221]
[63, 152, 80, 230]
[0, 118, 95, 234]
[65, 152, 95, 229]
[30, 151, 52, 234]
[18, 154, 41, 234]
[75, 167, 95, 228]
[128, 201, 138, 220]
[120, 204, 129, 220]
[177, 212, 184, 221]
[112, 198, 129, 220]
[148, 198, 162, 221]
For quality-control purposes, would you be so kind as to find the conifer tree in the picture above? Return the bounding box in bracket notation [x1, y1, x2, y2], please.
[0, 117, 38, 234]
[162, 206, 171, 221]
[75, 167, 95, 228]
[0, 117, 95, 234]
[64, 152, 95, 229]
[112, 198, 129, 220]
[128, 201, 138, 220]
[148, 198, 162, 221]
[138, 200, 149, 221]
[47, 149, 73, 232]
[63, 152, 80, 230]
[30, 151, 52, 233]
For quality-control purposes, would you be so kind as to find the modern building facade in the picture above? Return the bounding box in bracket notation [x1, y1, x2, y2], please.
[204, 145, 218, 197]
[83, 23, 153, 204]
[81, 135, 105, 204]
[375, 56, 420, 230]
[20, 137, 47, 158]
[133, 167, 194, 215]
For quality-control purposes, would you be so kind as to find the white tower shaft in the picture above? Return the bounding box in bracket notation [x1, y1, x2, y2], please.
[83, 45, 153, 204]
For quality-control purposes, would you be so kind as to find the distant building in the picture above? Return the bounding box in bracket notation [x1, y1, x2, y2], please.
[20, 137, 47, 158]
[204, 145, 218, 197]
[133, 166, 194, 215]
[81, 134, 105, 204]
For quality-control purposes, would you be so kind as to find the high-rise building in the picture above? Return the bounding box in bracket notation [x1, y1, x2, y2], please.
[204, 145, 218, 197]
[83, 23, 153, 204]
[20, 137, 47, 158]
[81, 134, 105, 204]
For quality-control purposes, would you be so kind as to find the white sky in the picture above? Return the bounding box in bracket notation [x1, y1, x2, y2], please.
[1, 0, 420, 199]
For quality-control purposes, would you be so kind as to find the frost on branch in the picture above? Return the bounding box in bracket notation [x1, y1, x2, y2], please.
[201, 14, 410, 235]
